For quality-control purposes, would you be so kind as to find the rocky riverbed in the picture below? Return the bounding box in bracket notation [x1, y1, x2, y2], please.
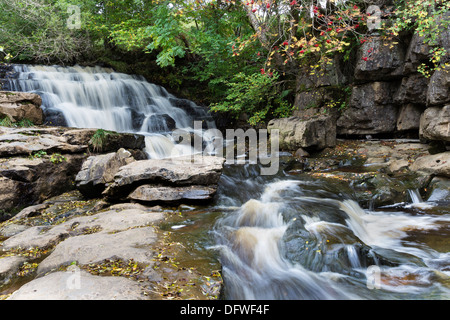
[1, 124, 449, 299]
[0, 89, 449, 300]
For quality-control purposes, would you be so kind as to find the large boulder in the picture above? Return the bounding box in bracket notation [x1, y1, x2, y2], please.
[410, 152, 450, 178]
[75, 148, 135, 198]
[0, 91, 43, 125]
[267, 115, 336, 151]
[419, 105, 450, 142]
[128, 185, 218, 202]
[103, 155, 225, 201]
[337, 82, 399, 135]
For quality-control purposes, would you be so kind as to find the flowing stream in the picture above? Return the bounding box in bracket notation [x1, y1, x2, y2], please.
[211, 164, 450, 299]
[6, 65, 450, 300]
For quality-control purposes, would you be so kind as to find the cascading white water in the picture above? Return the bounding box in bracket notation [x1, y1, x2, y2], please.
[213, 168, 450, 300]
[6, 64, 216, 158]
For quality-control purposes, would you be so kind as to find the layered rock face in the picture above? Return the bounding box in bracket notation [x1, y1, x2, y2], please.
[0, 91, 43, 125]
[0, 125, 146, 216]
[76, 152, 225, 203]
[272, 8, 450, 152]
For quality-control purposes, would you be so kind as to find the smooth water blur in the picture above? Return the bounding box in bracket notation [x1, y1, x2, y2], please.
[211, 163, 450, 300]
[7, 65, 216, 158]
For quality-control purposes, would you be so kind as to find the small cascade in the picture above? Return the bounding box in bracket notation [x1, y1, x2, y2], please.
[5, 64, 216, 158]
[213, 169, 450, 299]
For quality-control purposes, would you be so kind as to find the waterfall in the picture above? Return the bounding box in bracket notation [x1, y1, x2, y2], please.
[5, 64, 216, 158]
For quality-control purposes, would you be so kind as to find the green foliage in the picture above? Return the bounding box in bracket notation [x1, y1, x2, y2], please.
[89, 129, 115, 152]
[50, 153, 67, 163]
[389, 0, 450, 72]
[210, 72, 293, 125]
[0, 116, 34, 127]
[30, 150, 47, 159]
[0, 0, 96, 63]
[0, 116, 14, 127]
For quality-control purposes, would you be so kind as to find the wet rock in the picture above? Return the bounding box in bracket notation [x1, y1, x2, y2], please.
[267, 115, 336, 151]
[144, 114, 177, 132]
[0, 91, 43, 125]
[419, 105, 450, 142]
[294, 147, 310, 158]
[0, 256, 27, 288]
[7, 268, 148, 300]
[43, 108, 68, 127]
[75, 148, 135, 198]
[426, 176, 450, 201]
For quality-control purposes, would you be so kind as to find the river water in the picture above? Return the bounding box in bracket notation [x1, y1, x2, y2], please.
[5, 65, 450, 300]
[210, 163, 450, 299]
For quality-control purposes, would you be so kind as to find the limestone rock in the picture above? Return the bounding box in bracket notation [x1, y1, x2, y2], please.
[0, 129, 86, 157]
[394, 74, 428, 106]
[0, 91, 43, 125]
[103, 156, 225, 199]
[128, 184, 218, 202]
[403, 33, 432, 74]
[7, 268, 147, 300]
[36, 227, 158, 276]
[410, 152, 450, 178]
[267, 115, 336, 151]
[75, 148, 135, 198]
[0, 256, 27, 288]
[420, 105, 450, 142]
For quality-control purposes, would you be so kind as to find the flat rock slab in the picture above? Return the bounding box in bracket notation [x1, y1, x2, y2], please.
[1, 205, 164, 252]
[37, 227, 158, 276]
[104, 155, 225, 199]
[7, 268, 147, 300]
[128, 184, 218, 202]
[0, 256, 27, 287]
